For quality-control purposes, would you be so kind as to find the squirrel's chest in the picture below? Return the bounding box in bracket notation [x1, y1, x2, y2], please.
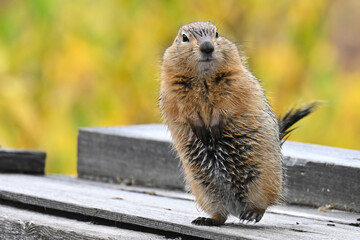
[174, 76, 220, 101]
[177, 78, 221, 115]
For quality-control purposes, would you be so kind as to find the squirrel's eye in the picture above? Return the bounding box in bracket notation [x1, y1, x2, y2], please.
[182, 34, 189, 42]
[215, 31, 219, 38]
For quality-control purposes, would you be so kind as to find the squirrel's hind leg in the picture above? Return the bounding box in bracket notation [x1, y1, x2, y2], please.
[239, 208, 265, 223]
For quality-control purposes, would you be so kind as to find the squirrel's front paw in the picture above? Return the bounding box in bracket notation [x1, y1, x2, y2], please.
[191, 217, 222, 226]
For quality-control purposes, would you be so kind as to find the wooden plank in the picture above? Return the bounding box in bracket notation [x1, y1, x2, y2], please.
[77, 124, 360, 212]
[77, 125, 184, 190]
[49, 174, 360, 225]
[0, 174, 359, 240]
[0, 205, 166, 240]
[282, 141, 360, 212]
[0, 148, 45, 174]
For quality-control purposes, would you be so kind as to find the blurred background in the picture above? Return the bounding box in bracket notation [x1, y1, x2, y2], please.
[0, 0, 359, 174]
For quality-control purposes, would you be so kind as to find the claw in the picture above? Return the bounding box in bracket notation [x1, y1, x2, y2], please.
[239, 210, 264, 224]
[243, 211, 252, 220]
[255, 213, 263, 223]
[248, 212, 257, 222]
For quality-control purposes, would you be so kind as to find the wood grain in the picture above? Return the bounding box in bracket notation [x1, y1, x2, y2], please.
[77, 124, 360, 212]
[0, 174, 359, 240]
[78, 125, 184, 190]
[0, 204, 166, 240]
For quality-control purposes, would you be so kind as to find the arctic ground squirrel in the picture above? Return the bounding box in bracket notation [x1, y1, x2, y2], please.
[159, 21, 317, 226]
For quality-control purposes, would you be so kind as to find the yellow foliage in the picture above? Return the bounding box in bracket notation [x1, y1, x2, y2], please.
[0, 1, 359, 174]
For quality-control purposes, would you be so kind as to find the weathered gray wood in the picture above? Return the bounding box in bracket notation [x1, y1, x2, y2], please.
[283, 142, 360, 212]
[0, 205, 166, 240]
[0, 174, 359, 240]
[49, 174, 360, 225]
[78, 125, 184, 189]
[0, 148, 45, 174]
[77, 124, 360, 212]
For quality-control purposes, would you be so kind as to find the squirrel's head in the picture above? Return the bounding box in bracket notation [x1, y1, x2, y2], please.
[162, 21, 242, 76]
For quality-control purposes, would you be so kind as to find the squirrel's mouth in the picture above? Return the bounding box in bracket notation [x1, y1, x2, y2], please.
[199, 57, 214, 62]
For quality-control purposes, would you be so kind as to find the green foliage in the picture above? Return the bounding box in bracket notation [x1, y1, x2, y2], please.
[0, 1, 359, 174]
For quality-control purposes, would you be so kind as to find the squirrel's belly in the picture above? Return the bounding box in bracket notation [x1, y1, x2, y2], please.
[184, 129, 261, 213]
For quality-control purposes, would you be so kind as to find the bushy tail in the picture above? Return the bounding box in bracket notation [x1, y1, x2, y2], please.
[278, 102, 319, 143]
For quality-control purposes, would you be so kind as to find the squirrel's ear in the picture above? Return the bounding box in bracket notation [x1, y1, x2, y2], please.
[174, 36, 179, 43]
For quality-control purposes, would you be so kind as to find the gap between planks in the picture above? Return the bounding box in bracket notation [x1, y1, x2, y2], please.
[0, 174, 359, 240]
[48, 174, 359, 226]
[0, 204, 168, 240]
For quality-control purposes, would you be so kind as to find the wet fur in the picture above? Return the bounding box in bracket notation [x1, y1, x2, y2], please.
[160, 21, 314, 225]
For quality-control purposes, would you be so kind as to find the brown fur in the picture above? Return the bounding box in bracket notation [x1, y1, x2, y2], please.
[160, 21, 283, 225]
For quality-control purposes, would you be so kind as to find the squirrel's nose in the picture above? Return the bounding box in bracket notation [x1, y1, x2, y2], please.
[200, 41, 214, 54]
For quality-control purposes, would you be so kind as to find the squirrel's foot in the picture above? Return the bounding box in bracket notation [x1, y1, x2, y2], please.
[191, 217, 221, 226]
[191, 214, 226, 226]
[239, 209, 264, 223]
